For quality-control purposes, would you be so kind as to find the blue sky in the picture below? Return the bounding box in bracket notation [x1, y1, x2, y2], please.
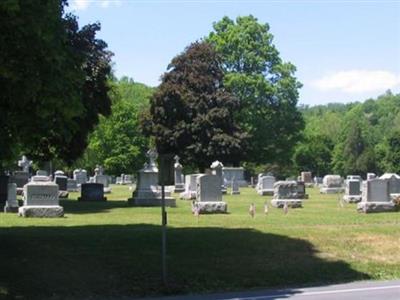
[67, 0, 400, 105]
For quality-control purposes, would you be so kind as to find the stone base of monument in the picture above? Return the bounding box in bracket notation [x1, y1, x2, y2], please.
[180, 191, 197, 200]
[320, 187, 345, 194]
[357, 202, 396, 213]
[4, 205, 18, 213]
[258, 189, 274, 196]
[271, 199, 303, 208]
[343, 195, 362, 203]
[194, 201, 227, 214]
[174, 185, 185, 193]
[128, 197, 176, 207]
[59, 191, 69, 198]
[18, 206, 64, 217]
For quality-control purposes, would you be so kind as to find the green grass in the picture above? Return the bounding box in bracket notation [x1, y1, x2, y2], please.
[1, 185, 399, 299]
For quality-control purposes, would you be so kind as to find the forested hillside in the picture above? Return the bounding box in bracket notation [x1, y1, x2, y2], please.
[294, 91, 400, 176]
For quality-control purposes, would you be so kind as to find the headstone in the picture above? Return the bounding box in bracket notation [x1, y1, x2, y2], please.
[123, 174, 133, 184]
[314, 176, 323, 185]
[94, 166, 111, 194]
[193, 174, 226, 213]
[0, 175, 9, 208]
[301, 171, 313, 187]
[257, 176, 275, 196]
[128, 149, 176, 207]
[180, 174, 202, 200]
[343, 179, 362, 203]
[174, 155, 185, 193]
[116, 176, 123, 185]
[18, 175, 63, 217]
[67, 179, 79, 192]
[320, 175, 344, 194]
[357, 179, 395, 213]
[210, 160, 227, 194]
[222, 167, 248, 187]
[10, 171, 29, 189]
[78, 183, 107, 202]
[271, 181, 303, 208]
[296, 181, 308, 199]
[231, 179, 240, 195]
[73, 169, 88, 186]
[54, 173, 68, 198]
[367, 173, 376, 180]
[379, 173, 400, 199]
[4, 183, 18, 213]
[36, 170, 48, 176]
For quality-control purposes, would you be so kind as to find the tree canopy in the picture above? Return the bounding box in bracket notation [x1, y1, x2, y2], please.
[207, 15, 304, 166]
[0, 0, 112, 170]
[142, 41, 248, 171]
[74, 78, 152, 175]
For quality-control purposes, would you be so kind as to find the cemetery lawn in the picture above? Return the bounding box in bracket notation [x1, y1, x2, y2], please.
[1, 186, 399, 300]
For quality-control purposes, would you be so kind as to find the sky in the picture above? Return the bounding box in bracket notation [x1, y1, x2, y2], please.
[67, 0, 400, 105]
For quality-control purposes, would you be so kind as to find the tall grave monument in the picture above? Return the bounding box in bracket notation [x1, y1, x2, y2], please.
[211, 160, 227, 194]
[173, 155, 185, 193]
[129, 150, 176, 207]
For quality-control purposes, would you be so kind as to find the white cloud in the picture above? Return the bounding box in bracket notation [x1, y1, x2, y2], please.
[70, 0, 90, 11]
[69, 0, 121, 11]
[312, 70, 400, 93]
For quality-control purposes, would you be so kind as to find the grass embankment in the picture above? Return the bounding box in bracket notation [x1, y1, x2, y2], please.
[0, 185, 399, 299]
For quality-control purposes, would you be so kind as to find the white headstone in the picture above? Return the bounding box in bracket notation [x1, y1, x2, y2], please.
[18, 178, 63, 217]
[257, 176, 275, 195]
[194, 174, 226, 213]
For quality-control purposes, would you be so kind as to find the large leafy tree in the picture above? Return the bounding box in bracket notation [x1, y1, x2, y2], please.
[76, 78, 152, 175]
[207, 16, 304, 165]
[142, 42, 248, 171]
[0, 0, 112, 170]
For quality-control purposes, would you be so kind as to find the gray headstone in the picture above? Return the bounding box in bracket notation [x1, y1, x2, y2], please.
[196, 174, 222, 202]
[10, 171, 29, 188]
[363, 179, 390, 202]
[67, 179, 78, 192]
[4, 183, 18, 212]
[73, 169, 88, 185]
[347, 180, 361, 196]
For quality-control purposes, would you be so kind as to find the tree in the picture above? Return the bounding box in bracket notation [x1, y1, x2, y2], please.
[0, 0, 112, 170]
[142, 42, 248, 171]
[76, 78, 152, 175]
[332, 108, 377, 175]
[293, 134, 333, 176]
[376, 130, 400, 174]
[207, 16, 304, 166]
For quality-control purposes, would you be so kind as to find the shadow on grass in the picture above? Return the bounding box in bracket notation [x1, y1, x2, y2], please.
[60, 199, 129, 214]
[0, 225, 369, 300]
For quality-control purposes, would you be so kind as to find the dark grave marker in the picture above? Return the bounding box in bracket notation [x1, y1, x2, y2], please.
[78, 183, 107, 202]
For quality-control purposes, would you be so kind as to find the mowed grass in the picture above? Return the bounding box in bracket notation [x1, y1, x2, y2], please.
[1, 185, 399, 299]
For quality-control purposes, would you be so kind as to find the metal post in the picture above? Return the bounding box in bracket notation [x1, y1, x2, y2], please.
[161, 183, 167, 286]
